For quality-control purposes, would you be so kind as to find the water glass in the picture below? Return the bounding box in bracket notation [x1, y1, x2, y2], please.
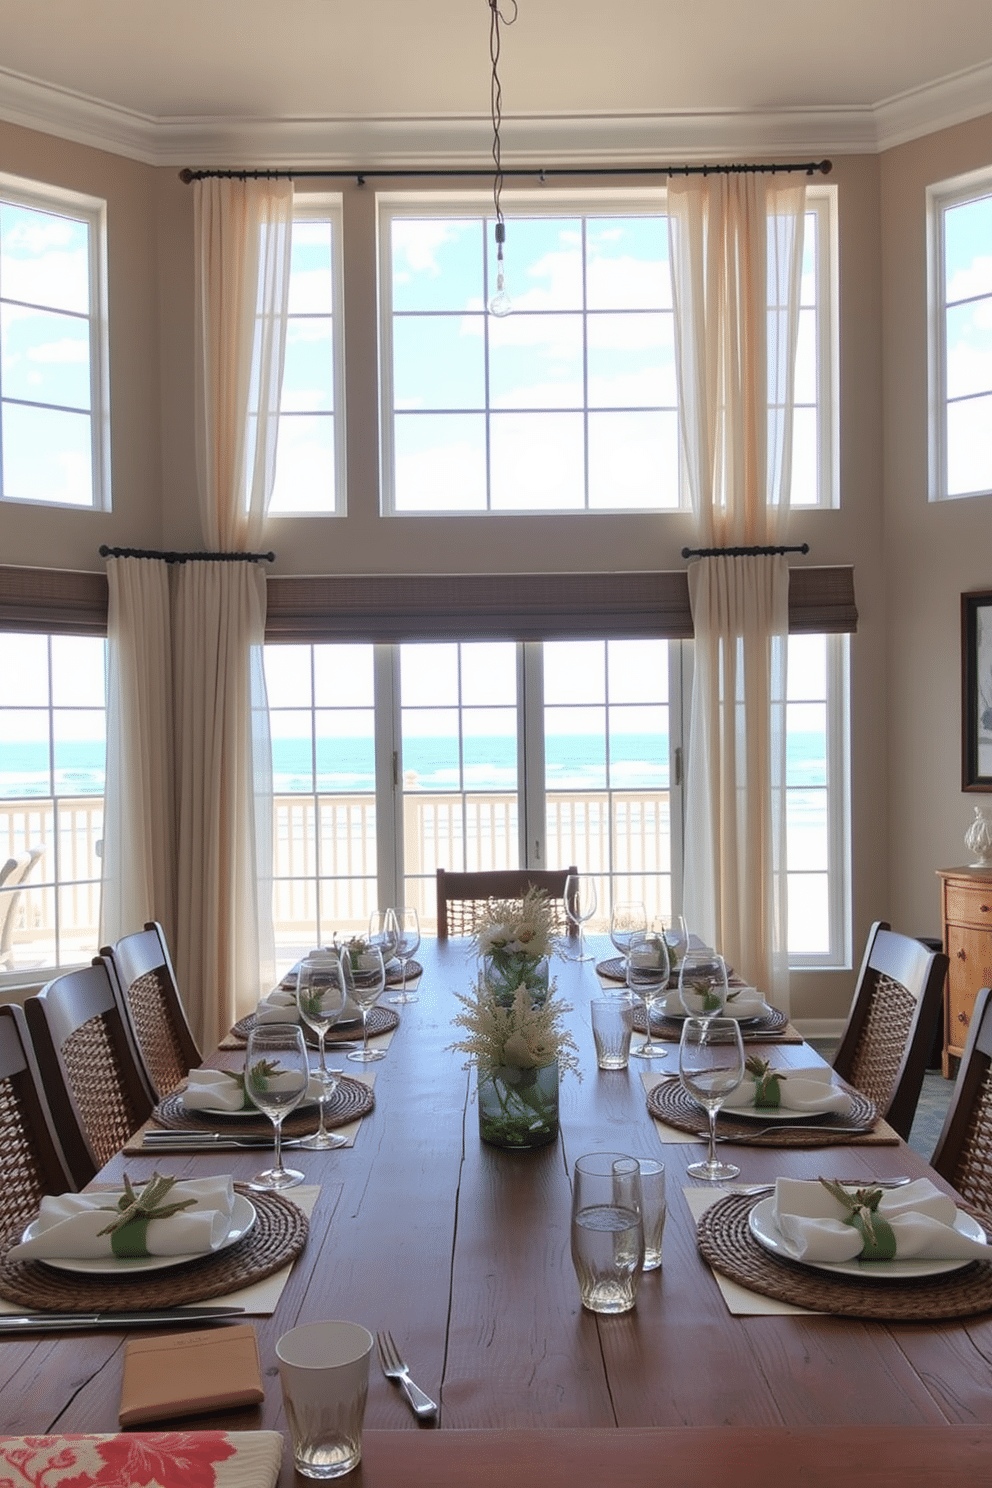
[388, 906, 421, 1005]
[626, 930, 671, 1058]
[564, 872, 598, 963]
[590, 996, 634, 1070]
[570, 1151, 644, 1314]
[277, 1320, 373, 1479]
[633, 1158, 666, 1270]
[679, 1015, 746, 1182]
[244, 1022, 309, 1190]
[678, 948, 729, 1018]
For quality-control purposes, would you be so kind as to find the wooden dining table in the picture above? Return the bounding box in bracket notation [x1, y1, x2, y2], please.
[4, 936, 992, 1483]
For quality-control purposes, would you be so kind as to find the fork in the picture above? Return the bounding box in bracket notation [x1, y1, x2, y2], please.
[375, 1330, 437, 1420]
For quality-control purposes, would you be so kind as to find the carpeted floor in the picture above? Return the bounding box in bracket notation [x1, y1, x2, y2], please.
[808, 1040, 951, 1160]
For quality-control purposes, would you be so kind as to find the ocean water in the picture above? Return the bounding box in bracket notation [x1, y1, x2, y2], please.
[0, 732, 826, 800]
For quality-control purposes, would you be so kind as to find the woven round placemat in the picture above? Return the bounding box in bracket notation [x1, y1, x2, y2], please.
[0, 1186, 308, 1313]
[596, 957, 680, 985]
[631, 1003, 788, 1040]
[280, 959, 422, 990]
[153, 1074, 374, 1136]
[696, 1190, 992, 1320]
[647, 1077, 878, 1147]
[230, 1004, 400, 1046]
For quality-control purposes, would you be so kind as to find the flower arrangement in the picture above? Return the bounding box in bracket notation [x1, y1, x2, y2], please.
[449, 977, 580, 1081]
[449, 977, 580, 1148]
[471, 885, 563, 966]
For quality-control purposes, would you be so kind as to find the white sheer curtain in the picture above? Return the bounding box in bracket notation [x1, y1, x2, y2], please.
[168, 176, 293, 1044]
[668, 174, 806, 1009]
[100, 556, 176, 948]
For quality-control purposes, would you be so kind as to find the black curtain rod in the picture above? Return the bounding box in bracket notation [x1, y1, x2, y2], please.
[99, 545, 275, 564]
[179, 160, 831, 186]
[682, 543, 810, 559]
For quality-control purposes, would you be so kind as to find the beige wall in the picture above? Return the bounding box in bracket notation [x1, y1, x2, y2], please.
[4, 113, 991, 1019]
[880, 114, 992, 948]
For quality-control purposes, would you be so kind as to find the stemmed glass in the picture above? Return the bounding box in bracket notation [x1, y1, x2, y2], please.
[660, 914, 689, 976]
[626, 930, 671, 1059]
[564, 873, 598, 963]
[678, 948, 729, 1019]
[610, 900, 647, 987]
[368, 909, 400, 967]
[296, 957, 348, 1150]
[388, 906, 420, 1004]
[679, 1015, 746, 1182]
[342, 946, 387, 1064]
[244, 1022, 310, 1190]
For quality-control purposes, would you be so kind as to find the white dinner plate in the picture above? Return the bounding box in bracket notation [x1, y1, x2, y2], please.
[192, 1095, 318, 1120]
[34, 1193, 257, 1276]
[662, 998, 769, 1024]
[747, 1194, 987, 1279]
[728, 1100, 850, 1123]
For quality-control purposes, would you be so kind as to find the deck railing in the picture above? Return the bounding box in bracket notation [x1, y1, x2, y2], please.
[1, 788, 670, 973]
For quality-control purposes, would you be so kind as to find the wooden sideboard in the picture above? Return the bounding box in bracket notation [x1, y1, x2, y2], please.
[938, 865, 992, 1075]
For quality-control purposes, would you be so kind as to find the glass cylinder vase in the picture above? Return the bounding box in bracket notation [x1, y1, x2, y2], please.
[477, 1059, 559, 1149]
[481, 953, 550, 1008]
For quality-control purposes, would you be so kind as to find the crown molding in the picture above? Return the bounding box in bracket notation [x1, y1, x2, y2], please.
[0, 56, 990, 169]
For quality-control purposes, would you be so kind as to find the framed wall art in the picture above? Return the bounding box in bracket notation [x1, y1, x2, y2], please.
[962, 590, 992, 790]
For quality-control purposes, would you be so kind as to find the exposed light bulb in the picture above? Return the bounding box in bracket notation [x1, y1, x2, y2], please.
[489, 264, 512, 317]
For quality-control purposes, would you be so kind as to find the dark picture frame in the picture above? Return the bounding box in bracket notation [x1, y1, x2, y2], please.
[962, 590, 992, 790]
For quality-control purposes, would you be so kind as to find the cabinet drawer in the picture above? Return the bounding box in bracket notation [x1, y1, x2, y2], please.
[944, 883, 992, 929]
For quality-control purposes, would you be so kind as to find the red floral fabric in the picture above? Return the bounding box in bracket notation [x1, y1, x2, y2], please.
[0, 1433, 237, 1488]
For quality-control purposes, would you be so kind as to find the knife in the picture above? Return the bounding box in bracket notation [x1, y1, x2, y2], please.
[141, 1132, 307, 1150]
[0, 1305, 247, 1332]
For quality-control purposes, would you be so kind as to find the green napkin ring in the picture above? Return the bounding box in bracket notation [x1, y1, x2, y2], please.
[819, 1178, 897, 1261]
[97, 1173, 197, 1259]
[745, 1055, 786, 1108]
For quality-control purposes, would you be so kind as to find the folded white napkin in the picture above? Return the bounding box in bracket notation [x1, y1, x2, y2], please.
[725, 1065, 852, 1115]
[661, 986, 766, 1019]
[255, 987, 300, 1023]
[9, 1176, 236, 1260]
[771, 1177, 990, 1263]
[182, 1068, 322, 1112]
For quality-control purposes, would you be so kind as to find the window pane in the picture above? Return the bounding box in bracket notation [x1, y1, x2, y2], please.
[0, 202, 89, 313]
[489, 313, 583, 409]
[489, 412, 584, 509]
[948, 393, 992, 496]
[945, 196, 992, 302]
[2, 402, 92, 505]
[588, 410, 679, 509]
[394, 315, 485, 409]
[394, 412, 487, 511]
[269, 414, 335, 512]
[587, 311, 674, 408]
[391, 219, 484, 313]
[281, 320, 334, 412]
[1, 305, 91, 409]
[946, 300, 992, 400]
[499, 218, 583, 310]
[586, 217, 670, 311]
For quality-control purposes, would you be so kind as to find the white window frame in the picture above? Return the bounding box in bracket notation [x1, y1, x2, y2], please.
[270, 193, 347, 517]
[927, 167, 992, 503]
[377, 186, 837, 517]
[0, 171, 110, 512]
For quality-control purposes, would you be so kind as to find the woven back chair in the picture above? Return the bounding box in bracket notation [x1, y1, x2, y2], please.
[0, 1002, 76, 1239]
[24, 961, 156, 1188]
[832, 921, 948, 1140]
[931, 986, 992, 1222]
[436, 867, 579, 941]
[101, 921, 202, 1099]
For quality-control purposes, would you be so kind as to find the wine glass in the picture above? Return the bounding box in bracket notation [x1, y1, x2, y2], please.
[296, 957, 348, 1150]
[388, 906, 420, 1004]
[625, 930, 671, 1059]
[610, 900, 647, 986]
[564, 873, 598, 963]
[660, 914, 689, 978]
[678, 948, 729, 1018]
[368, 909, 400, 966]
[244, 1022, 310, 1190]
[679, 1015, 746, 1182]
[342, 945, 387, 1064]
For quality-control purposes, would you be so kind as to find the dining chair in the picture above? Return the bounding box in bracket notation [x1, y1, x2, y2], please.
[831, 920, 948, 1140]
[436, 866, 579, 940]
[931, 984, 992, 1221]
[0, 1002, 77, 1237]
[23, 960, 156, 1188]
[0, 845, 45, 972]
[101, 920, 202, 1099]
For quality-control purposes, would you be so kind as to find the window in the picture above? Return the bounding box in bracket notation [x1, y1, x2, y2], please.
[0, 631, 106, 981]
[0, 173, 109, 510]
[262, 631, 847, 973]
[928, 171, 992, 501]
[378, 188, 836, 514]
[268, 197, 345, 515]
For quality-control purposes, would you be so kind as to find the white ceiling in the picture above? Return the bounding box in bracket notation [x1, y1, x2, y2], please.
[1, 0, 991, 167]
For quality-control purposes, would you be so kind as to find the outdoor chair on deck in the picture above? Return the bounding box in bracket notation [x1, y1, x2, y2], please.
[24, 960, 155, 1188]
[101, 920, 202, 1099]
[931, 985, 992, 1223]
[0, 1002, 77, 1237]
[436, 867, 579, 940]
[832, 921, 948, 1140]
[0, 846, 45, 972]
